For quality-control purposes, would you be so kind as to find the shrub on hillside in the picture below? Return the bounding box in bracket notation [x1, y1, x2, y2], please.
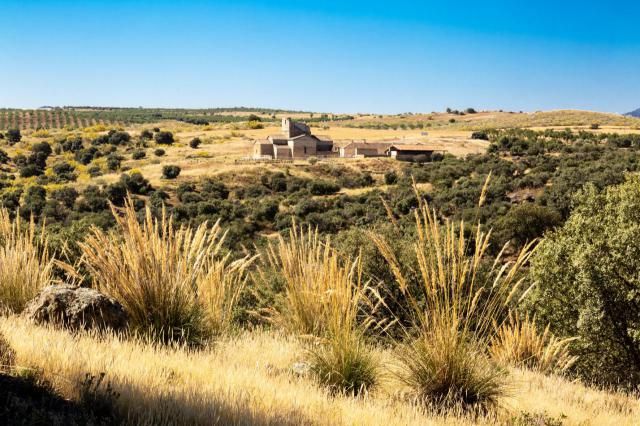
[6, 129, 21, 144]
[106, 154, 122, 171]
[52, 162, 78, 182]
[384, 171, 398, 185]
[154, 148, 165, 157]
[154, 131, 174, 145]
[162, 165, 181, 179]
[529, 177, 640, 387]
[189, 138, 201, 149]
[471, 131, 489, 141]
[140, 129, 153, 140]
[308, 180, 339, 196]
[131, 150, 146, 160]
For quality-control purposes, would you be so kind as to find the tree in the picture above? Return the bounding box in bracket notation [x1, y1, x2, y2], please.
[154, 131, 174, 145]
[494, 203, 561, 247]
[51, 187, 79, 209]
[21, 186, 46, 218]
[528, 177, 640, 387]
[162, 165, 181, 179]
[6, 129, 21, 143]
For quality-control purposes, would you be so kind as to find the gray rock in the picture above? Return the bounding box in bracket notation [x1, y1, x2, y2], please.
[292, 361, 311, 377]
[24, 284, 128, 332]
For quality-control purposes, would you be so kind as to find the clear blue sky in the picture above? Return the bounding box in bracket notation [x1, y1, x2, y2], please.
[1, 0, 639, 114]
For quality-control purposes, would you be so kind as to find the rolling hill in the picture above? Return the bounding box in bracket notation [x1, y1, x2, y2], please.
[626, 108, 640, 117]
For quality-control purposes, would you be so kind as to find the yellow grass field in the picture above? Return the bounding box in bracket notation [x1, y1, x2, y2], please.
[1, 316, 638, 426]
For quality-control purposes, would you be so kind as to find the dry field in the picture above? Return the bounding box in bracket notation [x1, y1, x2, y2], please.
[1, 316, 637, 426]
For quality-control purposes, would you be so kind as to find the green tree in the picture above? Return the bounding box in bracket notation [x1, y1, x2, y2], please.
[528, 177, 640, 387]
[494, 203, 561, 247]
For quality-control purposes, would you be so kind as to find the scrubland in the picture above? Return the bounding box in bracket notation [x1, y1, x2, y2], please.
[1, 113, 640, 425]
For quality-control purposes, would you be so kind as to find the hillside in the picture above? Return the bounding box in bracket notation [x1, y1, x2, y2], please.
[1, 316, 637, 426]
[1, 115, 640, 425]
[3, 108, 640, 132]
[626, 108, 640, 118]
[342, 109, 640, 131]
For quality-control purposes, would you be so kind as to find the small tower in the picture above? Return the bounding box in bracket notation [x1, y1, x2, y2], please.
[282, 118, 294, 138]
[282, 117, 310, 138]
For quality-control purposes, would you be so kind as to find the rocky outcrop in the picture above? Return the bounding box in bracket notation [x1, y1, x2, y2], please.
[24, 284, 128, 332]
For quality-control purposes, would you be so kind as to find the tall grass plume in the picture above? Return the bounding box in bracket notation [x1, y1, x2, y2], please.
[371, 178, 535, 410]
[0, 209, 54, 313]
[80, 198, 254, 343]
[263, 224, 379, 394]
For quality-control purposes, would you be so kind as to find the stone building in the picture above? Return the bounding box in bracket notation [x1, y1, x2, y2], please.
[252, 118, 334, 159]
[339, 141, 393, 158]
[386, 144, 445, 161]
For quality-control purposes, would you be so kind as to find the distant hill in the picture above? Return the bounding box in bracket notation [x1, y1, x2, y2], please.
[626, 108, 640, 118]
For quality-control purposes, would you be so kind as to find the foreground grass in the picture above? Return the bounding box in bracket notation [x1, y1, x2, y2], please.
[1, 317, 637, 426]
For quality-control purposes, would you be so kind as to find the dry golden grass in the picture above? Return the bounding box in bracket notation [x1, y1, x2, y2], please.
[0, 210, 55, 313]
[490, 313, 577, 374]
[0, 316, 637, 426]
[79, 199, 254, 342]
[262, 224, 370, 337]
[369, 179, 537, 410]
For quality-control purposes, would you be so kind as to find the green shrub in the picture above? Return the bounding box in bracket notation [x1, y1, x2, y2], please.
[154, 148, 165, 157]
[383, 171, 398, 185]
[529, 177, 640, 387]
[6, 129, 21, 143]
[131, 150, 146, 160]
[308, 180, 339, 195]
[162, 165, 181, 179]
[189, 138, 201, 149]
[154, 131, 174, 145]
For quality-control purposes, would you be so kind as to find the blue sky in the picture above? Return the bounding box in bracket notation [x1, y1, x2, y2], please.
[1, 0, 639, 113]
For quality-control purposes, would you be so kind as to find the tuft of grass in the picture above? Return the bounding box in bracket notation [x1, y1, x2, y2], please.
[79, 198, 253, 344]
[396, 331, 506, 411]
[263, 224, 371, 337]
[370, 179, 535, 411]
[490, 313, 577, 374]
[307, 329, 379, 396]
[263, 224, 379, 394]
[0, 210, 54, 313]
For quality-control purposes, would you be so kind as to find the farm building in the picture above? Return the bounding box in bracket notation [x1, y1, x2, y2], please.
[386, 144, 445, 161]
[252, 118, 334, 159]
[339, 141, 393, 158]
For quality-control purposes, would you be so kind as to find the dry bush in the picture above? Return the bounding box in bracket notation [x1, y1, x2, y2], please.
[263, 224, 379, 393]
[79, 199, 254, 343]
[490, 313, 577, 374]
[370, 181, 535, 411]
[0, 210, 54, 313]
[263, 225, 371, 337]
